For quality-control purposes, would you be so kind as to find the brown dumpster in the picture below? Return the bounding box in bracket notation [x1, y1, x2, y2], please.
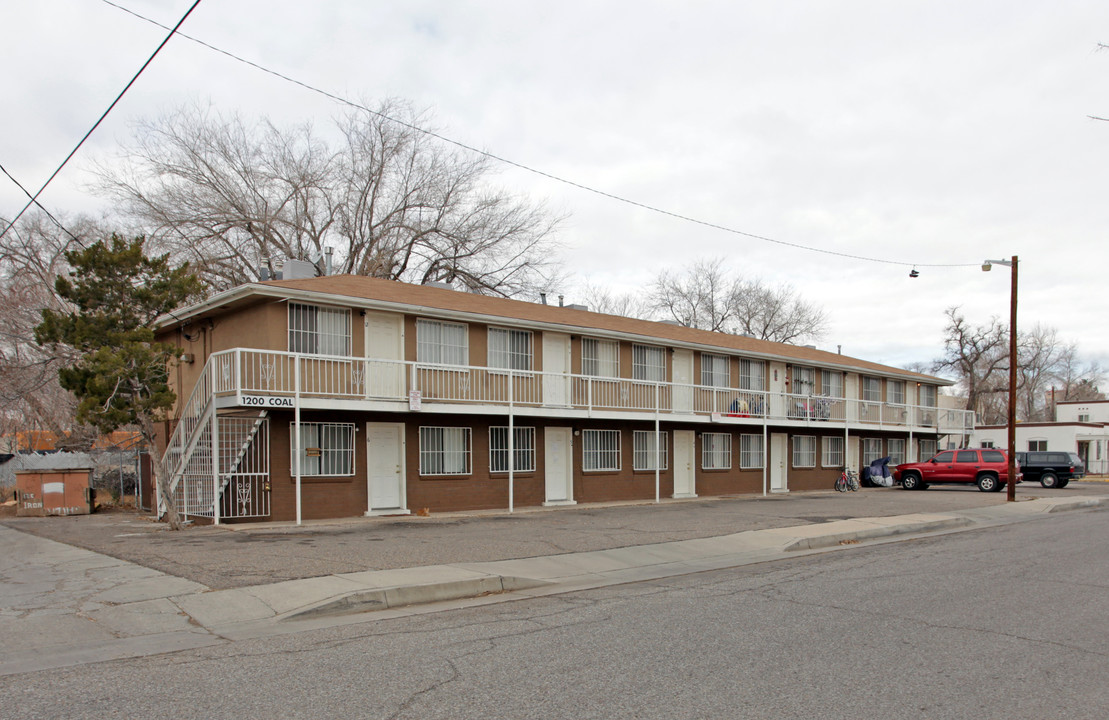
[15, 469, 94, 516]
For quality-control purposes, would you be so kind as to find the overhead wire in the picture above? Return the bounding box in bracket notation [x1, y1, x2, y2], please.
[0, 0, 205, 243]
[0, 161, 83, 246]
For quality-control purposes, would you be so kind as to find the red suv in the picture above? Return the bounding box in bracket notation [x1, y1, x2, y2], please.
[894, 448, 1019, 492]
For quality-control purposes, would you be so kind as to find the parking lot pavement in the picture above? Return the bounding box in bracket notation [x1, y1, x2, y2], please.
[4, 483, 1108, 591]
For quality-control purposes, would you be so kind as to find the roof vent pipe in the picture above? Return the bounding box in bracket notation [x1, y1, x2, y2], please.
[837, 345, 842, 355]
[540, 292, 547, 305]
[324, 247, 333, 276]
[558, 294, 564, 307]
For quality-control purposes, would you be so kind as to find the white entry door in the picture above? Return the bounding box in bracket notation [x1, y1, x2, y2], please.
[673, 349, 693, 413]
[365, 311, 405, 399]
[673, 429, 696, 498]
[543, 426, 575, 505]
[770, 432, 788, 493]
[542, 333, 572, 407]
[366, 422, 406, 513]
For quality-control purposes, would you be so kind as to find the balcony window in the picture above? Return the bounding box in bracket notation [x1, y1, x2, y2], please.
[822, 436, 844, 468]
[419, 427, 472, 475]
[290, 422, 354, 476]
[792, 366, 816, 396]
[702, 433, 732, 470]
[701, 354, 730, 387]
[582, 338, 619, 378]
[489, 426, 535, 473]
[739, 434, 764, 469]
[740, 359, 766, 391]
[792, 436, 816, 468]
[862, 377, 882, 402]
[288, 303, 351, 356]
[919, 384, 937, 407]
[821, 370, 844, 398]
[488, 328, 533, 371]
[583, 429, 621, 471]
[633, 431, 669, 471]
[417, 319, 468, 366]
[887, 380, 906, 405]
[633, 344, 667, 382]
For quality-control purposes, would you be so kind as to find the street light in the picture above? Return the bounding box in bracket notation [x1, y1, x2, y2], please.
[982, 256, 1018, 502]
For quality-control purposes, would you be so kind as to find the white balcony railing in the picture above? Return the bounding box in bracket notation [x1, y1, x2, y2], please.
[204, 348, 975, 433]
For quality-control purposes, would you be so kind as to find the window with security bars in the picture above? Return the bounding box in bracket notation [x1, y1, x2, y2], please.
[887, 438, 906, 465]
[821, 370, 844, 398]
[920, 438, 938, 459]
[702, 432, 732, 470]
[793, 436, 816, 468]
[583, 429, 621, 471]
[792, 366, 816, 396]
[862, 438, 883, 465]
[417, 319, 468, 366]
[740, 359, 765, 391]
[489, 426, 536, 473]
[419, 427, 472, 475]
[862, 377, 882, 402]
[488, 328, 533, 371]
[288, 303, 351, 356]
[290, 422, 355, 476]
[701, 354, 730, 387]
[633, 345, 667, 382]
[919, 384, 937, 407]
[633, 431, 668, 471]
[582, 338, 619, 378]
[822, 436, 844, 467]
[887, 380, 906, 405]
[739, 434, 764, 469]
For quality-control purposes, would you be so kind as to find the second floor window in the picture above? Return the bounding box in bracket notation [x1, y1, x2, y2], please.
[582, 338, 619, 378]
[887, 380, 906, 405]
[919, 384, 937, 407]
[288, 303, 351, 356]
[821, 370, 844, 398]
[740, 359, 766, 391]
[792, 366, 816, 396]
[701, 353, 730, 387]
[417, 319, 468, 366]
[488, 328, 533, 371]
[633, 344, 667, 382]
[862, 377, 882, 402]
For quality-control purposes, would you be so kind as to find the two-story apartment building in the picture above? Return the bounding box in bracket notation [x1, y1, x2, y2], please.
[153, 275, 971, 524]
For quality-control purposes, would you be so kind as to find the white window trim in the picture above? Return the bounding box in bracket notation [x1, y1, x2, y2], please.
[887, 438, 906, 466]
[887, 379, 906, 405]
[822, 436, 844, 468]
[740, 359, 766, 392]
[632, 344, 667, 383]
[821, 370, 844, 398]
[418, 426, 472, 476]
[702, 432, 732, 470]
[417, 318, 469, 367]
[288, 303, 352, 357]
[583, 429, 621, 471]
[582, 338, 620, 379]
[862, 438, 883, 465]
[862, 377, 882, 403]
[488, 327, 533, 372]
[489, 426, 536, 473]
[793, 436, 816, 468]
[792, 366, 816, 396]
[633, 430, 669, 471]
[739, 434, 764, 469]
[289, 422, 355, 477]
[701, 353, 730, 387]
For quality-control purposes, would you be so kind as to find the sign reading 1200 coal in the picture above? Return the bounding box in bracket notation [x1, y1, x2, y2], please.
[240, 395, 296, 408]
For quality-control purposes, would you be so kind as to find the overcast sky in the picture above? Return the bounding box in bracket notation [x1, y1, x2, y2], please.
[3, 0, 1108, 375]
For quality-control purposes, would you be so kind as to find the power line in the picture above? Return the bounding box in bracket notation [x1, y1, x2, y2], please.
[0, 161, 83, 246]
[98, 0, 975, 269]
[0, 0, 205, 243]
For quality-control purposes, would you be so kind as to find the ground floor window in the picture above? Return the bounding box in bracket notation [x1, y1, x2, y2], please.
[862, 438, 883, 465]
[489, 426, 536, 473]
[980, 440, 995, 449]
[822, 436, 844, 468]
[1028, 440, 1047, 451]
[920, 438, 938, 459]
[793, 436, 816, 468]
[583, 429, 621, 471]
[419, 427, 472, 475]
[739, 434, 764, 469]
[633, 430, 669, 471]
[290, 422, 355, 476]
[888, 438, 906, 466]
[702, 432, 732, 470]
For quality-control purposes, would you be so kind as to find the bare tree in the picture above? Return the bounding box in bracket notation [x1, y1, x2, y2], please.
[651, 258, 736, 331]
[578, 282, 651, 318]
[729, 277, 828, 344]
[933, 306, 1010, 424]
[94, 100, 564, 297]
[1017, 324, 1070, 421]
[1053, 345, 1105, 403]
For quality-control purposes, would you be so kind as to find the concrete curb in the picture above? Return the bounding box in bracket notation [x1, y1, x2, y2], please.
[779, 516, 976, 551]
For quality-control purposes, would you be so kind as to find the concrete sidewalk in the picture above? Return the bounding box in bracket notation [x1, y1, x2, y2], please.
[1, 494, 1104, 676]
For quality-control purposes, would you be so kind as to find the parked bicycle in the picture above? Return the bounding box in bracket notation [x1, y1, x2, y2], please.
[835, 467, 860, 493]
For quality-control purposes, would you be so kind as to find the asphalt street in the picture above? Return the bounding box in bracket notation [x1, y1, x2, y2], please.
[5, 482, 1107, 589]
[5, 506, 1106, 720]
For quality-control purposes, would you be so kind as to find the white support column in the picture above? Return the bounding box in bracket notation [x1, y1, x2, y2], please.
[762, 411, 768, 496]
[655, 382, 661, 504]
[294, 358, 302, 526]
[508, 370, 515, 513]
[211, 408, 220, 525]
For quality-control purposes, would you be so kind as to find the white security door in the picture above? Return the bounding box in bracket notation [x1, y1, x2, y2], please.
[365, 311, 405, 399]
[366, 422, 405, 512]
[543, 426, 575, 504]
[768, 361, 787, 418]
[542, 333, 572, 407]
[673, 349, 693, 413]
[770, 432, 788, 493]
[673, 430, 696, 497]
